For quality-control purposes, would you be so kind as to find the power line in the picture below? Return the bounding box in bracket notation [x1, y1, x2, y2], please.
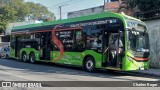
[54, 12, 67, 15]
[47, 0, 73, 7]
[49, 0, 86, 20]
[48, 0, 83, 8]
[65, 0, 86, 6]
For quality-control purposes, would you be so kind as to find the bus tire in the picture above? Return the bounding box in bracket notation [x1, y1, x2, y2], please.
[22, 52, 28, 62]
[83, 57, 96, 72]
[29, 53, 36, 64]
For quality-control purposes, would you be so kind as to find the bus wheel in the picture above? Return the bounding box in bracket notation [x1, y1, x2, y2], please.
[84, 57, 95, 72]
[29, 53, 36, 64]
[5, 54, 9, 58]
[22, 52, 27, 62]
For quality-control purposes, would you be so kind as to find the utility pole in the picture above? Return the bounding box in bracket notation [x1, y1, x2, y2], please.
[59, 4, 68, 20]
[59, 6, 62, 20]
[104, 0, 105, 12]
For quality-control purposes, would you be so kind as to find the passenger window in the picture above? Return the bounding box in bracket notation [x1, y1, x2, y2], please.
[75, 30, 85, 51]
[83, 25, 104, 52]
[56, 30, 74, 51]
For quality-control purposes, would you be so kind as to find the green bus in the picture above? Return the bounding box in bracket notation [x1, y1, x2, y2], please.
[10, 12, 150, 72]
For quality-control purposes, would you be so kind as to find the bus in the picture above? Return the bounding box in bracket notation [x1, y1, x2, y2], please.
[10, 12, 150, 72]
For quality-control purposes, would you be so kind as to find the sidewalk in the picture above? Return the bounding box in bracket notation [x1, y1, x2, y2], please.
[132, 69, 160, 77]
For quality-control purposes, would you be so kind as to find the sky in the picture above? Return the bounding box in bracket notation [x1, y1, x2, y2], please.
[24, 0, 105, 20]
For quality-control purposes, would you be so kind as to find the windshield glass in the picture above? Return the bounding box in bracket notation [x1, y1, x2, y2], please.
[127, 30, 149, 52]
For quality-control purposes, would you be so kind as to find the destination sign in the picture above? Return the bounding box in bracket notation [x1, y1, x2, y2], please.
[127, 20, 146, 32]
[70, 19, 117, 27]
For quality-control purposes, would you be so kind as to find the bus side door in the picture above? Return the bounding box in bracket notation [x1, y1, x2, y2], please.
[68, 30, 84, 66]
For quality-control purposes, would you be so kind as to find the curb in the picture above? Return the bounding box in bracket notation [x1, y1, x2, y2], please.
[131, 70, 160, 77]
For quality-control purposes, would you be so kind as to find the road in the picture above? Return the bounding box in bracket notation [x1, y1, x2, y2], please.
[0, 58, 159, 90]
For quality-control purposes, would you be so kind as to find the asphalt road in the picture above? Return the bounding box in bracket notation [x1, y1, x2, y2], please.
[0, 58, 159, 90]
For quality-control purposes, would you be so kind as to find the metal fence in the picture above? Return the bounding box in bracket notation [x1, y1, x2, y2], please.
[134, 9, 160, 20]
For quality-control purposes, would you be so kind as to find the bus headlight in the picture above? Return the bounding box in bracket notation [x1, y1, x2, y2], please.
[139, 67, 145, 70]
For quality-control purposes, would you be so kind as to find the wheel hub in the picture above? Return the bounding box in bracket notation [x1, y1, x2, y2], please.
[86, 60, 93, 69]
[23, 55, 26, 61]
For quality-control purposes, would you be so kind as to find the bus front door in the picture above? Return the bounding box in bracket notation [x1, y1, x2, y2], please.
[103, 31, 119, 67]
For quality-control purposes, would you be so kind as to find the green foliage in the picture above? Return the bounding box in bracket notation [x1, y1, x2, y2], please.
[0, 0, 54, 34]
[8, 0, 29, 21]
[0, 6, 16, 33]
[125, 0, 138, 10]
[119, 0, 138, 16]
[137, 0, 160, 12]
[0, 22, 7, 34]
[0, 6, 16, 22]
[25, 2, 54, 21]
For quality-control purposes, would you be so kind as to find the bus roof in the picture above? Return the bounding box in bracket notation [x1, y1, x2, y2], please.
[12, 12, 141, 32]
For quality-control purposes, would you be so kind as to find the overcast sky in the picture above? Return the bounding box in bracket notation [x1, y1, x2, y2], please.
[24, 0, 105, 20]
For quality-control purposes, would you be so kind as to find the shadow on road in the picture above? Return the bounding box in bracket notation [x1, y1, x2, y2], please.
[0, 58, 159, 81]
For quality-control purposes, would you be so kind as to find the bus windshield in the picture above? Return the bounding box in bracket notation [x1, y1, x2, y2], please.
[127, 30, 149, 52]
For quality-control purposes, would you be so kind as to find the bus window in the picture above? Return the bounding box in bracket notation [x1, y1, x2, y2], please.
[83, 25, 103, 52]
[74, 30, 85, 51]
[56, 30, 74, 51]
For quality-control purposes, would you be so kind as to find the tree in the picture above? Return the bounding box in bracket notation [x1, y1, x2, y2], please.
[136, 0, 160, 19]
[118, 0, 138, 16]
[0, 0, 54, 34]
[8, 0, 30, 21]
[25, 2, 54, 21]
[137, 0, 160, 12]
[0, 6, 16, 33]
[0, 0, 11, 6]
[0, 22, 7, 34]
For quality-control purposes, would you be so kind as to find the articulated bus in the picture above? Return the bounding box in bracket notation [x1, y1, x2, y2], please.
[10, 12, 150, 72]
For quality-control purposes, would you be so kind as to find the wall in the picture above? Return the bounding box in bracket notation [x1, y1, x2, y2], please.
[144, 19, 160, 68]
[105, 0, 121, 12]
[67, 6, 104, 18]
[0, 21, 36, 44]
[67, 0, 122, 19]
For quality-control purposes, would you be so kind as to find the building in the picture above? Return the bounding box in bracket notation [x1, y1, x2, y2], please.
[105, 0, 122, 12]
[5, 20, 39, 35]
[68, 0, 123, 18]
[68, 6, 104, 18]
[0, 20, 38, 46]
